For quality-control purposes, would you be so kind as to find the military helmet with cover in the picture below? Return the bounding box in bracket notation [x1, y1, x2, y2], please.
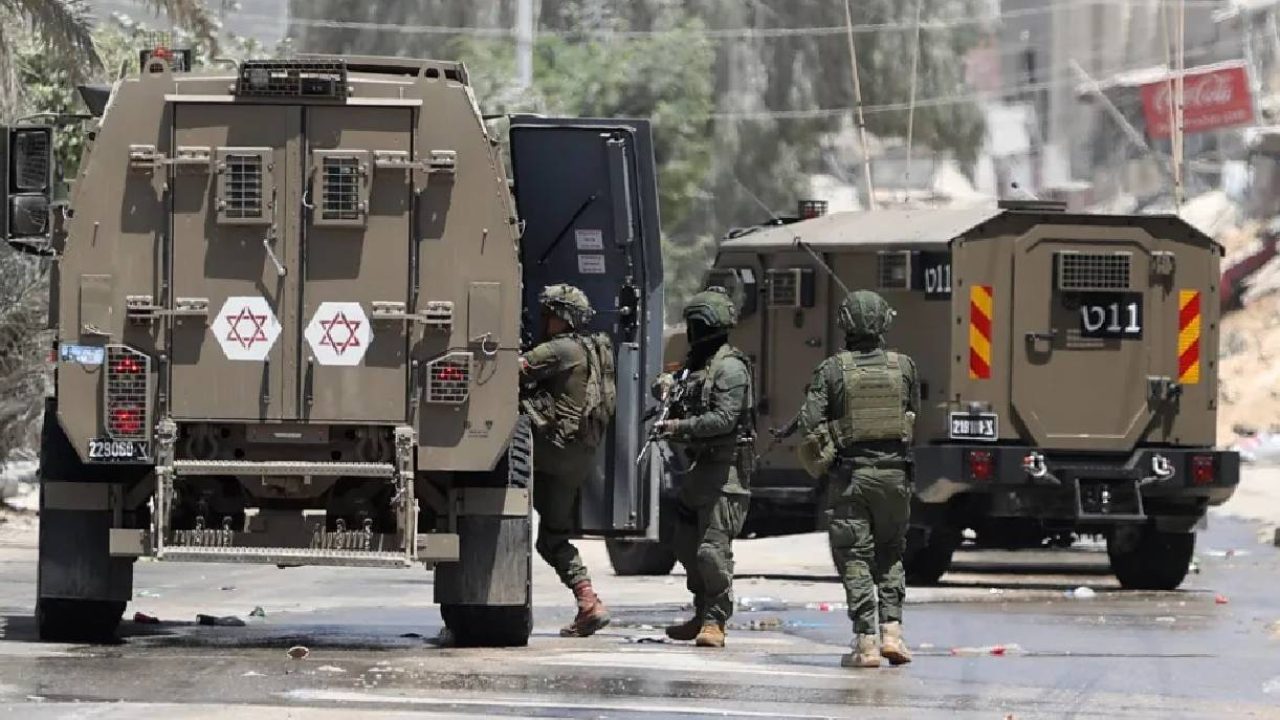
[837, 289, 895, 338]
[683, 286, 738, 330]
[539, 283, 594, 329]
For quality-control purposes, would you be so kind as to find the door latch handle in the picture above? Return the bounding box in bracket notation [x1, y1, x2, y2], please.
[1025, 330, 1057, 343]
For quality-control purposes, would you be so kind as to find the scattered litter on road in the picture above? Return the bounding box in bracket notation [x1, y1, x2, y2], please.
[742, 617, 782, 631]
[917, 643, 935, 650]
[1155, 616, 1176, 624]
[626, 636, 667, 644]
[988, 588, 1005, 595]
[1067, 587, 1096, 599]
[135, 589, 162, 598]
[132, 612, 160, 625]
[315, 665, 345, 674]
[242, 671, 263, 677]
[637, 624, 655, 630]
[949, 644, 1024, 657]
[25, 696, 44, 703]
[1215, 594, 1230, 605]
[737, 596, 787, 611]
[400, 632, 422, 639]
[287, 646, 310, 660]
[1205, 549, 1250, 558]
[197, 614, 246, 627]
[818, 602, 831, 612]
[220, 585, 236, 591]
[248, 606, 266, 618]
[1264, 676, 1280, 695]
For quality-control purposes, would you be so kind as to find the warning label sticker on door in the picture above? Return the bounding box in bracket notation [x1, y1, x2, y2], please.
[577, 254, 607, 275]
[211, 296, 281, 361]
[575, 229, 604, 250]
[305, 301, 373, 366]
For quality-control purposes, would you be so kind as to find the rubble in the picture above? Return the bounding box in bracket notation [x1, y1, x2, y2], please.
[132, 612, 160, 625]
[287, 646, 310, 660]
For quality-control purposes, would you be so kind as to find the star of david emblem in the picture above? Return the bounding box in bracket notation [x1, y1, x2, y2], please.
[225, 306, 269, 349]
[319, 311, 363, 356]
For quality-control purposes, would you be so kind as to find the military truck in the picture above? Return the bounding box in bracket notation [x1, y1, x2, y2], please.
[609, 200, 1239, 590]
[6, 52, 665, 643]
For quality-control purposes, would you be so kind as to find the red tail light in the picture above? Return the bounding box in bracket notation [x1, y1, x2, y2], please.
[436, 365, 465, 383]
[967, 450, 994, 482]
[111, 357, 145, 374]
[1191, 455, 1215, 485]
[109, 405, 144, 436]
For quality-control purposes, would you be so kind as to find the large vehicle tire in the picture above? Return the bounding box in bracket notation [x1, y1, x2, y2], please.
[606, 538, 676, 576]
[436, 417, 534, 647]
[1107, 524, 1195, 590]
[905, 523, 959, 586]
[37, 598, 125, 643]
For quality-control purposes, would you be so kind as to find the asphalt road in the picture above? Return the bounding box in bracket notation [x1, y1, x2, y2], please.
[0, 502, 1277, 718]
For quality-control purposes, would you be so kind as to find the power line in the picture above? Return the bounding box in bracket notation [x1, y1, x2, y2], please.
[241, 0, 1225, 42]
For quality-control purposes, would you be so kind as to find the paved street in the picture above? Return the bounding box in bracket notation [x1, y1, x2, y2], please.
[0, 474, 1277, 719]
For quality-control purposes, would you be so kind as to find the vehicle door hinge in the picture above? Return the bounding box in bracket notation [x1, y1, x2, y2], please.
[370, 300, 454, 331]
[126, 295, 209, 323]
[373, 149, 457, 175]
[129, 145, 212, 172]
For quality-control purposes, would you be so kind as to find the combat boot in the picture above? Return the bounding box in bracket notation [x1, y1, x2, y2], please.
[665, 617, 702, 641]
[694, 622, 726, 648]
[879, 622, 912, 666]
[841, 634, 882, 668]
[560, 581, 610, 637]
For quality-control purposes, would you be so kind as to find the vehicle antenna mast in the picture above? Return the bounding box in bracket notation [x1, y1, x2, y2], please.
[794, 236, 851, 298]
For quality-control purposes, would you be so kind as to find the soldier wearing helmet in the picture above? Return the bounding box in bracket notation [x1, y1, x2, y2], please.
[652, 287, 755, 648]
[520, 284, 615, 637]
[797, 289, 918, 669]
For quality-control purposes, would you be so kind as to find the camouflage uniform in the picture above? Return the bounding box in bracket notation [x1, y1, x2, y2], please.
[520, 284, 612, 637]
[798, 290, 918, 668]
[657, 288, 754, 648]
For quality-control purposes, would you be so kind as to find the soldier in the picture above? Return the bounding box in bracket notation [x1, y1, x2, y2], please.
[797, 290, 918, 668]
[520, 284, 615, 637]
[653, 287, 755, 648]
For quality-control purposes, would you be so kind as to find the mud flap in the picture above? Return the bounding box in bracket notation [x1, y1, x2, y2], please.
[37, 485, 133, 603]
[433, 514, 531, 606]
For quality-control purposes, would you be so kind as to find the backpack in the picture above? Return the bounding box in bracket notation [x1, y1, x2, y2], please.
[579, 332, 616, 447]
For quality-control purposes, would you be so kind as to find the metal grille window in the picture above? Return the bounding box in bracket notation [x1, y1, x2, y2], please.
[767, 269, 800, 307]
[104, 345, 150, 439]
[1057, 252, 1131, 291]
[877, 252, 912, 290]
[426, 353, 473, 404]
[13, 130, 50, 191]
[223, 154, 263, 220]
[322, 156, 361, 221]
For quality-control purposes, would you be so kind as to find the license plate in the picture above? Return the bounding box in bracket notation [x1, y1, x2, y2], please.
[87, 438, 149, 463]
[949, 412, 999, 441]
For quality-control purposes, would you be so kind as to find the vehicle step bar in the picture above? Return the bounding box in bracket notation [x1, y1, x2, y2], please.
[157, 545, 415, 568]
[171, 459, 395, 478]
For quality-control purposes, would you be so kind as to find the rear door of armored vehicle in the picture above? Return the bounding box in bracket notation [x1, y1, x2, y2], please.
[966, 219, 1183, 451]
[170, 102, 413, 423]
[508, 117, 664, 538]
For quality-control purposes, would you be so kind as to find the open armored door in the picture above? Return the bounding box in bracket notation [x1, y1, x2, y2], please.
[509, 117, 664, 538]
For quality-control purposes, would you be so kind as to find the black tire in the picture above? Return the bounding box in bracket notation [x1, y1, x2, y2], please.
[905, 524, 958, 586]
[606, 537, 677, 576]
[1107, 525, 1195, 590]
[441, 603, 532, 648]
[37, 598, 125, 643]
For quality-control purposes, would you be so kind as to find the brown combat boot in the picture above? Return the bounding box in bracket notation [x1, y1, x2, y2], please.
[560, 581, 610, 637]
[841, 634, 882, 668]
[665, 617, 702, 641]
[694, 622, 726, 647]
[879, 622, 912, 666]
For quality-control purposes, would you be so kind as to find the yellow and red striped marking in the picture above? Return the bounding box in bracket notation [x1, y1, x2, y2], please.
[969, 285, 993, 380]
[1178, 290, 1201, 385]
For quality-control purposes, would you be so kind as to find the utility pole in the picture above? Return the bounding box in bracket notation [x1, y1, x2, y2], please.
[516, 0, 534, 91]
[843, 0, 877, 210]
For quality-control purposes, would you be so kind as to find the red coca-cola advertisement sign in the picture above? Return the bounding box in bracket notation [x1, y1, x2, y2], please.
[1140, 62, 1255, 139]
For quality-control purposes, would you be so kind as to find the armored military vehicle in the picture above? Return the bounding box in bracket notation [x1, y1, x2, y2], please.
[7, 52, 664, 643]
[610, 200, 1238, 590]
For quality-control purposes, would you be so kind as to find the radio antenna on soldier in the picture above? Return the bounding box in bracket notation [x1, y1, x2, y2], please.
[794, 236, 851, 298]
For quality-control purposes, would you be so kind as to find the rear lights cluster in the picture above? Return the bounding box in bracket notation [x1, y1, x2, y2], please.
[966, 450, 994, 482]
[105, 345, 150, 439]
[426, 352, 473, 404]
[1190, 455, 1215, 485]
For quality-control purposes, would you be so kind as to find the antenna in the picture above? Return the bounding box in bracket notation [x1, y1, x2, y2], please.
[732, 174, 783, 225]
[843, 0, 877, 211]
[794, 236, 852, 298]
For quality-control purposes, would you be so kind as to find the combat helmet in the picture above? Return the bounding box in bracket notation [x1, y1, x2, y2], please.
[539, 283, 594, 329]
[683, 286, 737, 343]
[837, 289, 895, 339]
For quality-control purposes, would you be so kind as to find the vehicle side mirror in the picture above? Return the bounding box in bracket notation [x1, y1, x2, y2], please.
[1, 125, 56, 254]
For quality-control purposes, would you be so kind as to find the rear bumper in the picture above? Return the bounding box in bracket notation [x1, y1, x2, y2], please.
[912, 444, 1239, 507]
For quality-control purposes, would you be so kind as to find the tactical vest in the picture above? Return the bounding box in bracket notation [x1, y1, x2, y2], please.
[677, 343, 755, 446]
[830, 349, 911, 448]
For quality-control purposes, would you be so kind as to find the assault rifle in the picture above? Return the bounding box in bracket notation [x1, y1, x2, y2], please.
[635, 368, 690, 470]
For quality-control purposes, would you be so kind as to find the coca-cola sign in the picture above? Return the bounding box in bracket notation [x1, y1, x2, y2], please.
[1140, 63, 1254, 139]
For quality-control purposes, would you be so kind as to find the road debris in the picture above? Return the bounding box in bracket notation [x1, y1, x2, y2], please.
[248, 606, 266, 618]
[197, 614, 246, 627]
[220, 586, 236, 591]
[1215, 594, 1230, 605]
[241, 671, 263, 677]
[949, 644, 1024, 657]
[287, 646, 310, 660]
[1267, 620, 1280, 640]
[135, 589, 162, 598]
[1264, 676, 1280, 695]
[315, 665, 345, 673]
[1067, 587, 1096, 599]
[132, 612, 160, 625]
[1155, 616, 1177, 624]
[399, 632, 422, 639]
[626, 636, 667, 644]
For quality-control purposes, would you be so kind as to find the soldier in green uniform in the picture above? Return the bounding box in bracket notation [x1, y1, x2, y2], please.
[520, 284, 615, 637]
[653, 287, 755, 648]
[797, 290, 918, 668]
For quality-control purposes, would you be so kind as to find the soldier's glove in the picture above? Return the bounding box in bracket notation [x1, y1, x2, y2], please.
[652, 420, 677, 439]
[652, 372, 675, 401]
